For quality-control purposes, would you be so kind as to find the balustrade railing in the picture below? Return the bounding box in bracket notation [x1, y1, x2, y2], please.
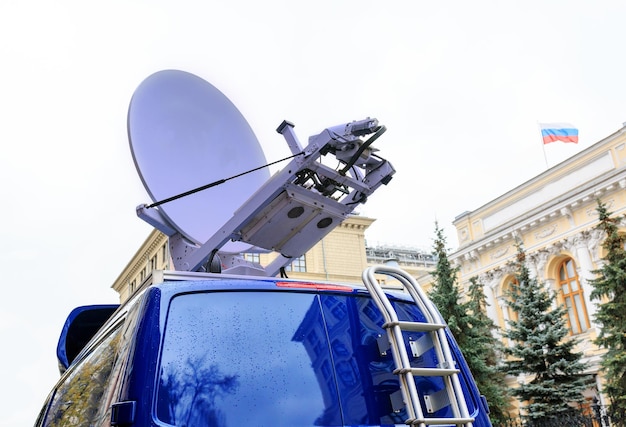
[495, 405, 623, 427]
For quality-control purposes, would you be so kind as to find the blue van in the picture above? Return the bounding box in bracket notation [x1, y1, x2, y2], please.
[37, 71, 492, 426]
[35, 266, 492, 427]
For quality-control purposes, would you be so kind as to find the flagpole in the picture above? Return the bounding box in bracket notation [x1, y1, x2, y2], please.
[538, 122, 549, 169]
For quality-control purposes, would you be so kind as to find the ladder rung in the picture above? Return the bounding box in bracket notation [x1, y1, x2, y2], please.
[407, 416, 475, 425]
[394, 367, 460, 376]
[383, 320, 445, 332]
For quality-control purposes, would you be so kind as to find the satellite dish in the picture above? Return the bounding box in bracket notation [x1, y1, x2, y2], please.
[128, 70, 269, 252]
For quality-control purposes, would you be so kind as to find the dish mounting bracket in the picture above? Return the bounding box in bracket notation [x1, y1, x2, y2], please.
[137, 117, 395, 277]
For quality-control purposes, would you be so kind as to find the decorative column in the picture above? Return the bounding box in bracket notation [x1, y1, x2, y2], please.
[528, 249, 550, 281]
[497, 294, 513, 347]
[478, 269, 501, 338]
[541, 244, 562, 310]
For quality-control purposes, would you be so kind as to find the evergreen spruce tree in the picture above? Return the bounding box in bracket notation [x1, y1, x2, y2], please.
[465, 276, 510, 424]
[502, 243, 591, 423]
[428, 223, 509, 423]
[428, 222, 469, 342]
[589, 200, 626, 422]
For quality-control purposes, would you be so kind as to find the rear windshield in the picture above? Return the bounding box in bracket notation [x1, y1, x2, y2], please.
[156, 291, 476, 426]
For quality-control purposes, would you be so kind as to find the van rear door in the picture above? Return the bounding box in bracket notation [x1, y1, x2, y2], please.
[155, 289, 484, 426]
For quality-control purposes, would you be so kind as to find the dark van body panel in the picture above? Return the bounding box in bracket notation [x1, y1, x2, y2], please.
[36, 275, 493, 427]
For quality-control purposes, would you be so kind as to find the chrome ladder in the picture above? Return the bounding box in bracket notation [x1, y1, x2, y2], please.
[362, 265, 474, 427]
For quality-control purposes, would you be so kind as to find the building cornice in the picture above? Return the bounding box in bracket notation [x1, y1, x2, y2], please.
[451, 171, 626, 273]
[111, 229, 166, 292]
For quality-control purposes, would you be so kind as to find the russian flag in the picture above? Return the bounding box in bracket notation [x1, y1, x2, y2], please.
[539, 123, 578, 144]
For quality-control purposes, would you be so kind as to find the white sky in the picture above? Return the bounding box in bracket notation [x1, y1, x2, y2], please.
[1, 1, 625, 425]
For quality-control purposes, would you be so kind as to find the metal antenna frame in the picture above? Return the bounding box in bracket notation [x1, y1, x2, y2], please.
[137, 118, 395, 276]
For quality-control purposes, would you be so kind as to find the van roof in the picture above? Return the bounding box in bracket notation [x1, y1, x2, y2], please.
[138, 269, 409, 300]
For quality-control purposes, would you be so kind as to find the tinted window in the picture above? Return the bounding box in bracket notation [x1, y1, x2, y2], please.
[42, 325, 124, 426]
[156, 291, 475, 426]
[157, 292, 327, 426]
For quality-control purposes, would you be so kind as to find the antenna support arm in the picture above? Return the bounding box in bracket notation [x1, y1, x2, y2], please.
[277, 120, 303, 155]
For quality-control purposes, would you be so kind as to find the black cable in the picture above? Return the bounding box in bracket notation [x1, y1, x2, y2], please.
[339, 125, 387, 175]
[147, 152, 303, 209]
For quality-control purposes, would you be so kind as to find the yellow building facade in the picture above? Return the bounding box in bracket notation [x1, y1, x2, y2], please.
[111, 215, 435, 302]
[450, 124, 626, 410]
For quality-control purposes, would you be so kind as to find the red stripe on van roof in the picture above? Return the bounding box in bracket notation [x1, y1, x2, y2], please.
[275, 282, 353, 292]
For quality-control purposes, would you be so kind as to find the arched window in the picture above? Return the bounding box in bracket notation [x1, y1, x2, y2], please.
[557, 258, 590, 335]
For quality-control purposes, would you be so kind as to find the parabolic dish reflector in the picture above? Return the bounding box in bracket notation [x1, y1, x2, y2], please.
[128, 70, 269, 250]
